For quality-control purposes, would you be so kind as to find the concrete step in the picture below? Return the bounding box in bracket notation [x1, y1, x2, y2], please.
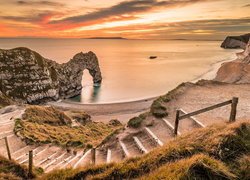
[0, 131, 14, 139]
[162, 118, 181, 135]
[136, 132, 158, 151]
[8, 135, 27, 154]
[33, 146, 61, 166]
[179, 109, 206, 128]
[19, 145, 50, 165]
[133, 136, 148, 154]
[95, 149, 107, 165]
[122, 138, 142, 157]
[144, 127, 163, 146]
[43, 152, 70, 172]
[149, 119, 174, 144]
[61, 152, 83, 169]
[73, 149, 92, 169]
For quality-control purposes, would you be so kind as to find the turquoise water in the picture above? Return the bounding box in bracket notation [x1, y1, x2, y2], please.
[0, 39, 238, 103]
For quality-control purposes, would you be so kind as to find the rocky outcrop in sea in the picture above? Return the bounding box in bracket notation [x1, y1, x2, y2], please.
[0, 47, 102, 103]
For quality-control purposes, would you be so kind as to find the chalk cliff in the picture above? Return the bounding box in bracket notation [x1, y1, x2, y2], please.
[215, 39, 250, 84]
[221, 33, 250, 49]
[0, 47, 102, 103]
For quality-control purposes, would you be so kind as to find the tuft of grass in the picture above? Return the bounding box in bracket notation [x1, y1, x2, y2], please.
[140, 154, 235, 180]
[42, 120, 250, 179]
[233, 155, 250, 179]
[0, 155, 30, 179]
[22, 106, 72, 125]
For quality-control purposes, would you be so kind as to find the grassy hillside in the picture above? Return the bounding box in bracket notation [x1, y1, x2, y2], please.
[0, 155, 30, 179]
[14, 106, 123, 148]
[42, 120, 250, 180]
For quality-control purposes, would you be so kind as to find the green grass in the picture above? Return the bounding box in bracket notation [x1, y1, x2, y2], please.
[41, 120, 250, 179]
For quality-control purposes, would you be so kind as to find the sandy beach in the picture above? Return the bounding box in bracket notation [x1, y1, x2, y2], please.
[48, 56, 229, 124]
[48, 97, 157, 124]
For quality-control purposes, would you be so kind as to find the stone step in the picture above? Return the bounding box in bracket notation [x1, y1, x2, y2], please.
[33, 146, 61, 166]
[73, 149, 92, 169]
[36, 151, 60, 167]
[0, 131, 14, 139]
[136, 132, 158, 151]
[52, 154, 75, 170]
[119, 140, 130, 157]
[61, 152, 82, 169]
[162, 118, 181, 135]
[106, 149, 112, 163]
[43, 152, 69, 171]
[19, 145, 50, 164]
[179, 109, 206, 128]
[144, 127, 163, 146]
[95, 149, 107, 165]
[108, 144, 124, 163]
[133, 136, 148, 154]
[8, 135, 27, 154]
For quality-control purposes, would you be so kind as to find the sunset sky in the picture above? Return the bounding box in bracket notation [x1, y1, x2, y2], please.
[0, 0, 249, 39]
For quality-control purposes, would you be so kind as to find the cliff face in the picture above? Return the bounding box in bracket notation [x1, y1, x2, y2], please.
[221, 33, 250, 49]
[215, 39, 250, 84]
[0, 47, 102, 103]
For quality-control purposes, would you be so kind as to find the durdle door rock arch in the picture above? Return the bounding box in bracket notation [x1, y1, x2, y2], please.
[0, 47, 102, 103]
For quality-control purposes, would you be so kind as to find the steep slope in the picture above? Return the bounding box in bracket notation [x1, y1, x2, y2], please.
[0, 47, 102, 104]
[42, 120, 250, 179]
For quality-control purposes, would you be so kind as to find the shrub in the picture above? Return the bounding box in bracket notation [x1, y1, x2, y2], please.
[128, 116, 144, 128]
[71, 112, 91, 125]
[150, 100, 168, 118]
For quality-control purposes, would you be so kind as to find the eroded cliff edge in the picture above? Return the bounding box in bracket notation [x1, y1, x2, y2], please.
[0, 47, 102, 103]
[215, 34, 250, 84]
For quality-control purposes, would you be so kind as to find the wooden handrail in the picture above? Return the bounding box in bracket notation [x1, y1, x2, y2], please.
[174, 97, 238, 136]
[179, 100, 232, 120]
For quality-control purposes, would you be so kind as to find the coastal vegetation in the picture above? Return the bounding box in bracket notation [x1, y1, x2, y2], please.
[41, 120, 250, 179]
[14, 106, 122, 148]
[127, 112, 148, 128]
[0, 155, 43, 179]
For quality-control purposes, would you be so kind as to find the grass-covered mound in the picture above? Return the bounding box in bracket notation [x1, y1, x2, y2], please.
[42, 120, 250, 179]
[14, 106, 122, 148]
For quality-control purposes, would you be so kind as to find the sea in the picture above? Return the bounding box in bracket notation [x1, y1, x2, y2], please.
[0, 38, 239, 104]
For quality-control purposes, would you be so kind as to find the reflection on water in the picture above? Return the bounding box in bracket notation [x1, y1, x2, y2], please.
[90, 85, 101, 102]
[70, 85, 101, 103]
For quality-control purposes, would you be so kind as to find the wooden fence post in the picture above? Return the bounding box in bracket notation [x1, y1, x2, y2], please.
[229, 97, 238, 122]
[28, 150, 33, 178]
[4, 137, 11, 160]
[174, 110, 180, 136]
[91, 148, 96, 165]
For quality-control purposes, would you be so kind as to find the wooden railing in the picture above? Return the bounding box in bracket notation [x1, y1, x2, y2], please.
[174, 97, 239, 136]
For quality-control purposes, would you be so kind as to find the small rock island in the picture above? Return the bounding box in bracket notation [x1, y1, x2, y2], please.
[0, 47, 102, 103]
